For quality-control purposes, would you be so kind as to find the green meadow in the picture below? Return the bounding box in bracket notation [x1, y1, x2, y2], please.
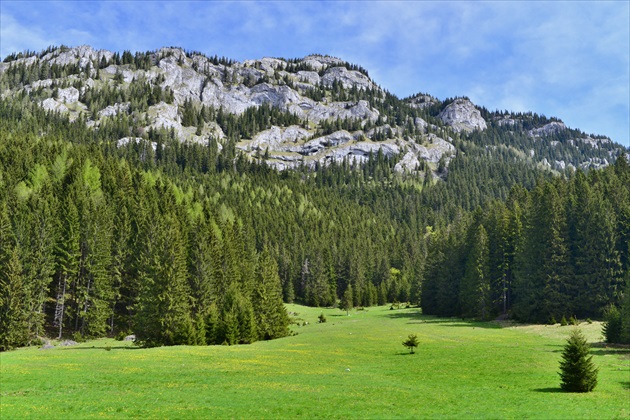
[1, 305, 628, 419]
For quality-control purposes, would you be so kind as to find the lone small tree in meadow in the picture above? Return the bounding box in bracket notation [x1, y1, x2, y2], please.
[558, 328, 598, 392]
[339, 284, 353, 316]
[402, 334, 419, 354]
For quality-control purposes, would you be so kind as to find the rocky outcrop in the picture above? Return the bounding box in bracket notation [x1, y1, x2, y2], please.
[297, 71, 320, 85]
[496, 117, 519, 127]
[58, 87, 79, 103]
[528, 121, 566, 137]
[117, 137, 157, 151]
[407, 94, 438, 109]
[41, 98, 68, 113]
[321, 67, 372, 90]
[417, 134, 456, 163]
[98, 102, 130, 118]
[574, 136, 612, 149]
[102, 65, 135, 84]
[39, 45, 113, 69]
[438, 98, 487, 133]
[394, 151, 421, 173]
[147, 102, 183, 137]
[245, 125, 310, 151]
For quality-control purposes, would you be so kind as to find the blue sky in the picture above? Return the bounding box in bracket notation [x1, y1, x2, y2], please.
[2, 1, 629, 147]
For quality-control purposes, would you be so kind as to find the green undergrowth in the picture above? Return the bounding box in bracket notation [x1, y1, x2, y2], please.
[1, 305, 628, 418]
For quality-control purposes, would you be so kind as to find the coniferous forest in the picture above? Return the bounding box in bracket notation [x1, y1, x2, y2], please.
[1, 47, 629, 351]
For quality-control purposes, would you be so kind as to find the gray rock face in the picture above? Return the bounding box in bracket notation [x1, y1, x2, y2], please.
[414, 117, 428, 131]
[332, 141, 398, 159]
[575, 136, 610, 149]
[407, 94, 438, 109]
[580, 157, 610, 170]
[247, 125, 310, 151]
[438, 98, 487, 133]
[321, 67, 372, 90]
[41, 98, 68, 113]
[103, 65, 135, 84]
[117, 137, 157, 152]
[417, 134, 456, 163]
[496, 117, 518, 127]
[302, 54, 344, 70]
[394, 151, 421, 173]
[297, 71, 320, 85]
[40, 45, 113, 68]
[148, 102, 181, 134]
[529, 121, 566, 137]
[98, 102, 130, 118]
[303, 131, 355, 155]
[250, 83, 303, 110]
[58, 87, 79, 103]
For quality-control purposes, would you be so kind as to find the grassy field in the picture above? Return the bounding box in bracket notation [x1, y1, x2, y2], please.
[1, 304, 628, 418]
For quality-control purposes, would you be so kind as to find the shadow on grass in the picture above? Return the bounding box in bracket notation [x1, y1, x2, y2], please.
[590, 342, 630, 357]
[60, 346, 140, 351]
[621, 382, 630, 390]
[542, 344, 629, 357]
[385, 311, 502, 329]
[590, 348, 630, 356]
[533, 387, 564, 393]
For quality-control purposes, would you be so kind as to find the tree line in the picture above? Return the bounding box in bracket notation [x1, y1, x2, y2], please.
[422, 156, 630, 328]
[0, 125, 291, 350]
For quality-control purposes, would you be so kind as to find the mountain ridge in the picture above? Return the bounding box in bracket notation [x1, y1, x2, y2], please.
[1, 45, 626, 176]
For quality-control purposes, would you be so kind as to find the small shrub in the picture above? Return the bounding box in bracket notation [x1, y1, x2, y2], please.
[548, 315, 557, 325]
[558, 329, 598, 392]
[318, 313, 327, 323]
[402, 334, 419, 354]
[602, 305, 622, 343]
[569, 315, 579, 326]
[586, 318, 592, 324]
[560, 315, 568, 326]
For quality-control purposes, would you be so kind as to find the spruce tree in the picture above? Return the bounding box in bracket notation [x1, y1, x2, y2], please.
[602, 305, 622, 344]
[558, 328, 598, 392]
[402, 333, 419, 354]
[0, 246, 30, 351]
[252, 250, 289, 340]
[620, 274, 630, 344]
[460, 223, 491, 319]
[53, 196, 80, 339]
[340, 284, 353, 315]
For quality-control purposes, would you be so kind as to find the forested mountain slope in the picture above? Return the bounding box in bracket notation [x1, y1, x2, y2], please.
[1, 45, 626, 175]
[0, 46, 628, 349]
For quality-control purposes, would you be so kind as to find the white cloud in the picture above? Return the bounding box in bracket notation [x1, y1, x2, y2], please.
[0, 13, 54, 58]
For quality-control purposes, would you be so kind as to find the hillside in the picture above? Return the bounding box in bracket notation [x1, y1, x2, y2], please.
[0, 45, 628, 351]
[1, 45, 626, 177]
